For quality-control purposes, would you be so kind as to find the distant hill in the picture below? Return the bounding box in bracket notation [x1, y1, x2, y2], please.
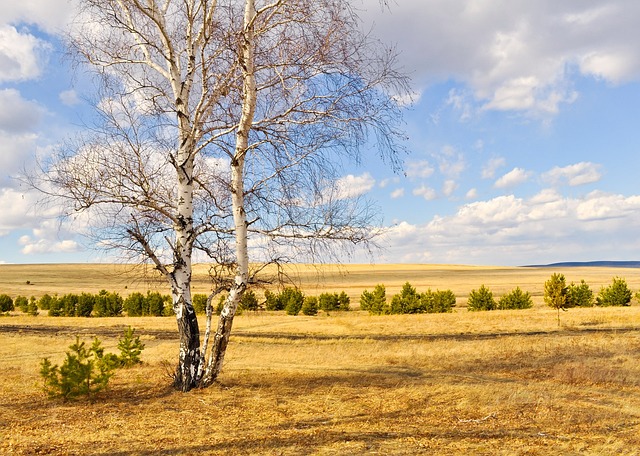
[524, 261, 640, 268]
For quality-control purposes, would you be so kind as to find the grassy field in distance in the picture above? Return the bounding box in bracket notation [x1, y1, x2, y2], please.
[2, 262, 640, 305]
[1, 263, 640, 454]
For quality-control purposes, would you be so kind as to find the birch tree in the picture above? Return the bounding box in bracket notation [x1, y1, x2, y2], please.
[33, 0, 408, 391]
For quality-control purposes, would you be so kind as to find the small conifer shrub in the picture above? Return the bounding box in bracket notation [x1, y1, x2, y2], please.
[544, 273, 569, 326]
[0, 294, 14, 313]
[15, 295, 29, 313]
[422, 289, 456, 313]
[40, 328, 145, 401]
[497, 287, 533, 310]
[567, 280, 594, 307]
[40, 337, 116, 401]
[240, 290, 260, 311]
[597, 277, 632, 307]
[390, 282, 422, 314]
[301, 296, 319, 316]
[27, 296, 38, 316]
[360, 284, 388, 315]
[192, 293, 208, 314]
[117, 327, 145, 367]
[282, 288, 305, 315]
[467, 285, 496, 311]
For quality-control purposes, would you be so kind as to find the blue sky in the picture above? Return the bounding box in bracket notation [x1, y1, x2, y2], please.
[2, 0, 640, 266]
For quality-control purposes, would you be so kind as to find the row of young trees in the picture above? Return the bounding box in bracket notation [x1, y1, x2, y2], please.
[0, 291, 174, 317]
[360, 283, 456, 315]
[193, 289, 351, 317]
[2, 274, 635, 319]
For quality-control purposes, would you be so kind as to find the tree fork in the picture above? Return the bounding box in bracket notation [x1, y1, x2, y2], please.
[173, 304, 201, 392]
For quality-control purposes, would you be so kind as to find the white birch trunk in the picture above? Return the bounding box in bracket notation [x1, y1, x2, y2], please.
[200, 0, 256, 387]
[171, 148, 202, 391]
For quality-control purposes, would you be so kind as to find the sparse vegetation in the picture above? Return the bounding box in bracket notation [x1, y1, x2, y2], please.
[544, 273, 569, 325]
[467, 285, 496, 311]
[117, 327, 145, 368]
[2, 263, 640, 454]
[0, 294, 14, 313]
[567, 280, 595, 307]
[497, 287, 533, 310]
[597, 277, 633, 307]
[15, 295, 28, 313]
[360, 284, 388, 314]
[318, 291, 350, 312]
[40, 337, 117, 401]
[301, 296, 319, 316]
[39, 328, 145, 401]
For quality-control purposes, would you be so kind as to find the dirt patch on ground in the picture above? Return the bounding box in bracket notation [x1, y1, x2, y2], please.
[2, 323, 639, 343]
[0, 324, 178, 340]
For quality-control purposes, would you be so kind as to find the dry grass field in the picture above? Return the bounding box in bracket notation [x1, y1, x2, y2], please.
[1, 263, 640, 455]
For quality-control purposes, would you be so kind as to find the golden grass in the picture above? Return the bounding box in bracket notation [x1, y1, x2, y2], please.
[2, 262, 640, 304]
[2, 264, 640, 454]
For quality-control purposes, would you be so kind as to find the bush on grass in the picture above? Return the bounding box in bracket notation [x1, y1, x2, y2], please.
[301, 296, 318, 316]
[40, 328, 146, 401]
[597, 277, 632, 307]
[0, 294, 13, 313]
[498, 287, 533, 310]
[15, 295, 28, 313]
[360, 284, 388, 314]
[467, 285, 496, 311]
[567, 280, 594, 307]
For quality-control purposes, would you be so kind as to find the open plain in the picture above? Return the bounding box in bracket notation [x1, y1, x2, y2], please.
[1, 263, 640, 455]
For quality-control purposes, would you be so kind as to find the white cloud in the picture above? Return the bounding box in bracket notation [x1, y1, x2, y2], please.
[442, 179, 457, 197]
[0, 1, 77, 33]
[390, 188, 404, 199]
[0, 25, 48, 82]
[543, 162, 602, 187]
[413, 185, 437, 201]
[494, 167, 532, 189]
[465, 188, 478, 199]
[0, 88, 44, 132]
[481, 157, 507, 179]
[434, 145, 465, 178]
[446, 88, 473, 121]
[363, 1, 640, 116]
[0, 188, 46, 234]
[405, 160, 435, 179]
[335, 172, 375, 200]
[59, 89, 80, 106]
[375, 190, 640, 265]
[19, 236, 80, 255]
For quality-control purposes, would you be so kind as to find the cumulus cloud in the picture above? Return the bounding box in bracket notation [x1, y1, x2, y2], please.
[434, 145, 465, 178]
[413, 185, 437, 201]
[542, 162, 602, 187]
[0, 25, 48, 82]
[494, 167, 533, 189]
[481, 157, 507, 179]
[390, 188, 404, 199]
[0, 88, 44, 132]
[363, 0, 640, 116]
[19, 236, 80, 255]
[0, 188, 46, 234]
[374, 189, 640, 265]
[59, 89, 80, 106]
[335, 172, 376, 200]
[0, 1, 77, 33]
[442, 179, 457, 197]
[0, 89, 47, 186]
[405, 160, 435, 179]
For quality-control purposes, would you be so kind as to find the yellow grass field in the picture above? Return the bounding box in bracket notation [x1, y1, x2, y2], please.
[1, 263, 640, 455]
